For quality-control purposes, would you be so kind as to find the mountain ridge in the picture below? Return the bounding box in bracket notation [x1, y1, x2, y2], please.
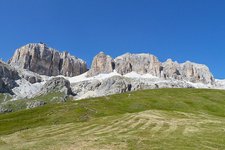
[8, 43, 87, 77]
[0, 43, 224, 112]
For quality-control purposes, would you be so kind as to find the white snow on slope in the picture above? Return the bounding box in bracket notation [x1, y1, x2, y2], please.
[67, 70, 121, 83]
[57, 71, 225, 90]
[67, 71, 159, 84]
[10, 71, 225, 101]
[12, 79, 45, 100]
[67, 71, 225, 90]
[124, 71, 159, 79]
[187, 82, 212, 89]
[214, 79, 225, 89]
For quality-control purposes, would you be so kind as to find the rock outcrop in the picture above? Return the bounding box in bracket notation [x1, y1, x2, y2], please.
[9, 43, 87, 77]
[0, 44, 218, 102]
[161, 59, 181, 80]
[87, 53, 162, 77]
[161, 60, 214, 84]
[114, 53, 161, 76]
[87, 52, 214, 84]
[39, 77, 74, 96]
[71, 76, 132, 99]
[26, 101, 46, 109]
[0, 106, 12, 113]
[180, 61, 214, 84]
[16, 69, 43, 84]
[71, 75, 195, 100]
[87, 52, 115, 77]
[0, 60, 20, 94]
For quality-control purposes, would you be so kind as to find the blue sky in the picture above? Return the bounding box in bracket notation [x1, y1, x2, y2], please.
[0, 0, 224, 78]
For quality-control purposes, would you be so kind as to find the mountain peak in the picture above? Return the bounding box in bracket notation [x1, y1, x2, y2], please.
[8, 43, 87, 77]
[87, 52, 115, 77]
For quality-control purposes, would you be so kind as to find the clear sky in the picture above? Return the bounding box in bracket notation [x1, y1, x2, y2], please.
[0, 0, 224, 78]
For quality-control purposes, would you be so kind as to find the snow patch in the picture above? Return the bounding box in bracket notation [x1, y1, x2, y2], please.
[12, 79, 45, 100]
[123, 71, 159, 79]
[10, 70, 225, 101]
[214, 79, 225, 89]
[67, 71, 121, 83]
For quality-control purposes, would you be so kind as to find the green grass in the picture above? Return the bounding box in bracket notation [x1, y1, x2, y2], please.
[0, 92, 68, 112]
[0, 88, 225, 150]
[0, 94, 11, 104]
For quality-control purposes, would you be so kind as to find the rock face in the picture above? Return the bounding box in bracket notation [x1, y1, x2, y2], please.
[71, 76, 132, 99]
[161, 60, 214, 84]
[97, 76, 132, 95]
[39, 77, 74, 96]
[87, 52, 214, 84]
[87, 53, 162, 77]
[71, 75, 195, 100]
[161, 59, 181, 80]
[0, 44, 218, 102]
[0, 60, 20, 93]
[17, 69, 43, 84]
[180, 61, 214, 84]
[87, 52, 115, 77]
[9, 43, 87, 77]
[114, 53, 161, 76]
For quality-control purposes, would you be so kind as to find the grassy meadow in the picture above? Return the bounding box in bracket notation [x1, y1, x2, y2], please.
[0, 88, 225, 150]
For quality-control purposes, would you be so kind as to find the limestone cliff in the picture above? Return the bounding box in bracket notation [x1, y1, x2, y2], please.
[9, 43, 87, 77]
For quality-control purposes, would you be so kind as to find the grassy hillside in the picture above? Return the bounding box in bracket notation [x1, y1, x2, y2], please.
[0, 92, 67, 112]
[0, 94, 11, 104]
[0, 89, 225, 150]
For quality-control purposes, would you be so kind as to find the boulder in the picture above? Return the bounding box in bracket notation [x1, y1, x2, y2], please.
[97, 76, 132, 95]
[39, 77, 74, 95]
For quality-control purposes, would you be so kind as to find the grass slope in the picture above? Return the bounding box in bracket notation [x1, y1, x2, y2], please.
[0, 92, 68, 112]
[0, 94, 11, 104]
[0, 88, 225, 150]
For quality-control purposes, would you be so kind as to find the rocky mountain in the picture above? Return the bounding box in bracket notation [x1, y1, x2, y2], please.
[70, 73, 195, 100]
[87, 52, 214, 84]
[87, 52, 161, 77]
[114, 53, 162, 77]
[161, 59, 214, 84]
[0, 43, 224, 112]
[87, 52, 115, 77]
[38, 77, 74, 96]
[0, 60, 20, 94]
[9, 43, 87, 77]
